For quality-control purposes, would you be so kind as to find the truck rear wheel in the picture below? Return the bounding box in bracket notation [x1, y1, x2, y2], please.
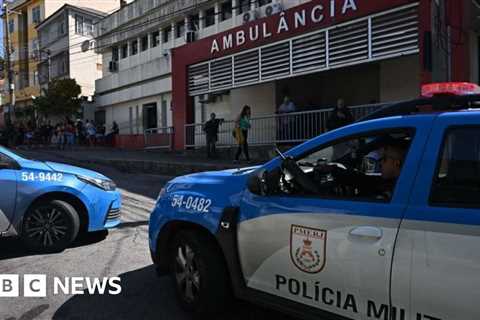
[170, 230, 231, 316]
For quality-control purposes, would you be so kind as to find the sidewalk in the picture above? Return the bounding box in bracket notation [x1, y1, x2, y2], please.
[19, 146, 265, 176]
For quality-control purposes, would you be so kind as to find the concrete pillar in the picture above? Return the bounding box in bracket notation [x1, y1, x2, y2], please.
[215, 2, 220, 33]
[199, 9, 205, 30]
[171, 21, 175, 47]
[250, 0, 256, 11]
[232, 0, 238, 26]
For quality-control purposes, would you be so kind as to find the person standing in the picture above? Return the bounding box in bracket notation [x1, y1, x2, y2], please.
[64, 121, 75, 149]
[76, 120, 85, 145]
[106, 121, 119, 146]
[326, 98, 354, 131]
[112, 121, 119, 135]
[85, 120, 96, 146]
[234, 105, 251, 163]
[203, 113, 224, 158]
[277, 95, 297, 141]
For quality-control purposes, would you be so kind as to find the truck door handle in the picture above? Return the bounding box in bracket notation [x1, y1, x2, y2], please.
[349, 226, 383, 240]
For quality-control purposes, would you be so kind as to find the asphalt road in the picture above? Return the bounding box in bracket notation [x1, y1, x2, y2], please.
[0, 150, 292, 320]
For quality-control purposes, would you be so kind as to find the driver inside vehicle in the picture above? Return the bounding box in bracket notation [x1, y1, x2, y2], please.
[325, 137, 410, 200]
[272, 132, 412, 201]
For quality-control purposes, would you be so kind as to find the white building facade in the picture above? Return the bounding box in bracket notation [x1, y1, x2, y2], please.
[94, 0, 305, 136]
[36, 4, 118, 120]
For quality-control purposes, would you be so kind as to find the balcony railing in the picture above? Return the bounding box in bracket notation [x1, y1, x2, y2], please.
[184, 104, 384, 148]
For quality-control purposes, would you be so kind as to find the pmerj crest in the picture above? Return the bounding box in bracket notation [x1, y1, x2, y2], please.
[290, 225, 327, 274]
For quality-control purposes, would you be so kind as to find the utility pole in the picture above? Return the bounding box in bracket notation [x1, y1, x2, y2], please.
[3, 2, 15, 125]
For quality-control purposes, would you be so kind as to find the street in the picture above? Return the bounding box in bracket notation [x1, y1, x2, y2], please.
[0, 151, 290, 320]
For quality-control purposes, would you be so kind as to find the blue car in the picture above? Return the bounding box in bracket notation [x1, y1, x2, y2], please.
[149, 83, 480, 319]
[0, 147, 121, 252]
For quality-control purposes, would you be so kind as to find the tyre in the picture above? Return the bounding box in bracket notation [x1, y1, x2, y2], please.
[170, 230, 231, 316]
[22, 199, 80, 252]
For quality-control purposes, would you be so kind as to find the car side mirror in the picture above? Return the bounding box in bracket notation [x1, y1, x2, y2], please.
[0, 162, 11, 170]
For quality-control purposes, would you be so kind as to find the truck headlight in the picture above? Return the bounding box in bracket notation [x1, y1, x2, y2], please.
[77, 175, 117, 191]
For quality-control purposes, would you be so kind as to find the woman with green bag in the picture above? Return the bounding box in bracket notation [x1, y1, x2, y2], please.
[234, 105, 251, 163]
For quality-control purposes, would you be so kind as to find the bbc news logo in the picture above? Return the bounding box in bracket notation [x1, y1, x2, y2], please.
[0, 275, 122, 297]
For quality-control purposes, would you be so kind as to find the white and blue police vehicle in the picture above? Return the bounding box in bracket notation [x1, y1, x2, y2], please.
[149, 82, 480, 320]
[0, 147, 121, 252]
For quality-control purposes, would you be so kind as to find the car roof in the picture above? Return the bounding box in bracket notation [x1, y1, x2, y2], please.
[357, 94, 480, 123]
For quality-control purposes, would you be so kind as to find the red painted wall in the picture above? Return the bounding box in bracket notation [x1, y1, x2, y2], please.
[172, 0, 426, 150]
[113, 135, 145, 150]
[447, 0, 469, 82]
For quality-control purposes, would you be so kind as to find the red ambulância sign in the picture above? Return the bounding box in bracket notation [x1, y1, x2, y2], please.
[210, 0, 358, 54]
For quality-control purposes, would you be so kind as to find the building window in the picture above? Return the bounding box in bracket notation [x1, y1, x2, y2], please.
[75, 15, 84, 34]
[31, 39, 39, 59]
[32, 6, 41, 24]
[163, 26, 171, 43]
[8, 19, 14, 33]
[258, 0, 272, 6]
[112, 46, 119, 61]
[130, 39, 138, 55]
[205, 8, 215, 27]
[238, 0, 250, 14]
[430, 128, 480, 208]
[121, 43, 128, 59]
[58, 20, 66, 35]
[141, 35, 148, 51]
[175, 21, 185, 39]
[189, 14, 199, 31]
[221, 1, 232, 21]
[84, 18, 94, 36]
[33, 70, 39, 86]
[151, 31, 159, 47]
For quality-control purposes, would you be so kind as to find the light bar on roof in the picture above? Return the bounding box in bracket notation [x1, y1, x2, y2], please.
[421, 82, 480, 98]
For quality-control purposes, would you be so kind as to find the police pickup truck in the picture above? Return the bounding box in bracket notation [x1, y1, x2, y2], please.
[149, 82, 480, 320]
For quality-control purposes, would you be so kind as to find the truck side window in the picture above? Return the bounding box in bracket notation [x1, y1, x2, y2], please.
[430, 128, 480, 207]
[283, 130, 413, 201]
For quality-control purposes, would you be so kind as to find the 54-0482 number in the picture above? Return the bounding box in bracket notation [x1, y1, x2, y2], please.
[171, 195, 212, 213]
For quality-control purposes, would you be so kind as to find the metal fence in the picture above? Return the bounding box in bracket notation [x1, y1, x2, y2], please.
[144, 126, 174, 149]
[185, 104, 384, 149]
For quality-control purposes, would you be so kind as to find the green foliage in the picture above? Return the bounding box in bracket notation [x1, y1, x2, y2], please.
[33, 78, 82, 117]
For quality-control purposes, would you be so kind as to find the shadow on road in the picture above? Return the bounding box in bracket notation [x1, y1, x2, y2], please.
[0, 231, 108, 261]
[53, 265, 293, 320]
[53, 265, 190, 320]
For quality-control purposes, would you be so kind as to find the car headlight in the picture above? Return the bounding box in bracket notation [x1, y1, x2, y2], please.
[77, 175, 116, 191]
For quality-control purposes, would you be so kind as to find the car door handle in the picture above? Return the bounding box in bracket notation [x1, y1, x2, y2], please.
[349, 226, 383, 240]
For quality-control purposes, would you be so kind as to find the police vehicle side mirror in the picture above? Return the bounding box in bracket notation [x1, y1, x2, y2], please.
[247, 172, 264, 196]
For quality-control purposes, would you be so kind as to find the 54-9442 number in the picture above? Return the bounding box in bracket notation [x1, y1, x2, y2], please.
[21, 172, 63, 182]
[171, 195, 212, 213]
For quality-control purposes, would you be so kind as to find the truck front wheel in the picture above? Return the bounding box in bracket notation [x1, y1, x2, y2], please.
[170, 230, 231, 315]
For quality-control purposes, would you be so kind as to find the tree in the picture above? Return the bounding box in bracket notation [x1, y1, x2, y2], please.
[34, 78, 82, 118]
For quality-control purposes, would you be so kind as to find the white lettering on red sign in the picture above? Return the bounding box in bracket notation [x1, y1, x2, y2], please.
[210, 0, 358, 54]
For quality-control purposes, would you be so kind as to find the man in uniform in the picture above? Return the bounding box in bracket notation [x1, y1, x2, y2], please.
[203, 113, 224, 158]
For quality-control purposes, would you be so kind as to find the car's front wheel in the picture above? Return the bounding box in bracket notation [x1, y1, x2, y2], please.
[22, 199, 80, 252]
[170, 230, 231, 316]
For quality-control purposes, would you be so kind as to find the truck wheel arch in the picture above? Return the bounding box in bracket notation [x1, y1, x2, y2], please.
[156, 220, 228, 275]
